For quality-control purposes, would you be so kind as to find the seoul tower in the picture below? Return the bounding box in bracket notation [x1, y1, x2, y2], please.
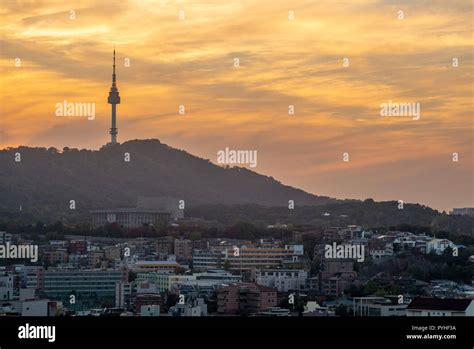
[107, 49, 120, 146]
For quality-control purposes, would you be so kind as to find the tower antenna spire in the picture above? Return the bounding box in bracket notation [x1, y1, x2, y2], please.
[112, 47, 116, 86]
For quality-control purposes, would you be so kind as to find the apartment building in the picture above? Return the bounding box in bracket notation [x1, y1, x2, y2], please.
[224, 245, 304, 272]
[174, 239, 193, 262]
[217, 283, 277, 315]
[137, 273, 197, 292]
[255, 269, 307, 292]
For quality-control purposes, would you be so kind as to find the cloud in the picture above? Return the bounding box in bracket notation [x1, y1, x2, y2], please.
[0, 0, 472, 211]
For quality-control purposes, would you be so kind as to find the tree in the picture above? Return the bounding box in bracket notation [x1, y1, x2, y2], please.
[335, 305, 349, 316]
[189, 231, 202, 241]
[128, 271, 137, 282]
[362, 280, 379, 296]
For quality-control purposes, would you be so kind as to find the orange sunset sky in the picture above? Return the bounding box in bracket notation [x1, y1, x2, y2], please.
[0, 0, 473, 212]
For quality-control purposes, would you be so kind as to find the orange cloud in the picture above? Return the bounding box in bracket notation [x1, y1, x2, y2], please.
[0, 0, 472, 211]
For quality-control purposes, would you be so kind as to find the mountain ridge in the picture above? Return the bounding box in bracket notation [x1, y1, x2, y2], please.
[0, 139, 337, 221]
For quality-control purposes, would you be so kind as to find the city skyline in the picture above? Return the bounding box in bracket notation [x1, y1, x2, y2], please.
[0, 0, 473, 212]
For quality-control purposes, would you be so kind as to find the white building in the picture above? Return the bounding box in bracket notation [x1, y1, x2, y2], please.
[11, 299, 62, 316]
[140, 304, 160, 316]
[255, 269, 307, 292]
[370, 244, 393, 259]
[426, 239, 455, 255]
[353, 297, 407, 317]
[170, 302, 206, 317]
[137, 273, 197, 292]
[13, 299, 49, 316]
[407, 298, 474, 316]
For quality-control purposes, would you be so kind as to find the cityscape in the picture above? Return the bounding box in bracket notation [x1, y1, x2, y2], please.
[1, 48, 472, 320]
[1, 220, 473, 318]
[0, 0, 472, 346]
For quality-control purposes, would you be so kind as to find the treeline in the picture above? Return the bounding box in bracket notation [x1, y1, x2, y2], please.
[2, 219, 472, 247]
[358, 247, 474, 284]
[0, 220, 293, 241]
[188, 200, 473, 236]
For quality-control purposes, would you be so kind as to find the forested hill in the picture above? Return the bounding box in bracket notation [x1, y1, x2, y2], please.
[0, 139, 335, 222]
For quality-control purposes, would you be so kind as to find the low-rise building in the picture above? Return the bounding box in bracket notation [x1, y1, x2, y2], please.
[132, 260, 181, 272]
[174, 239, 193, 262]
[140, 304, 160, 316]
[15, 266, 44, 290]
[43, 249, 69, 265]
[192, 250, 223, 270]
[135, 294, 163, 314]
[88, 250, 104, 267]
[319, 259, 357, 297]
[11, 299, 62, 316]
[255, 269, 307, 292]
[104, 246, 121, 261]
[426, 239, 455, 255]
[68, 240, 88, 255]
[353, 297, 407, 316]
[91, 208, 171, 228]
[155, 237, 174, 255]
[137, 273, 197, 292]
[406, 298, 474, 316]
[41, 269, 128, 304]
[169, 301, 206, 317]
[217, 283, 277, 315]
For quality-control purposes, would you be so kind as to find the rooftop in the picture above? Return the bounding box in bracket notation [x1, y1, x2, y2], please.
[90, 208, 171, 213]
[407, 297, 472, 311]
